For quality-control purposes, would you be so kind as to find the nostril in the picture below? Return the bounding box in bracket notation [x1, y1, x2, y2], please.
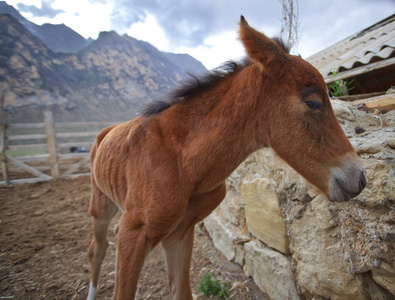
[359, 171, 367, 191]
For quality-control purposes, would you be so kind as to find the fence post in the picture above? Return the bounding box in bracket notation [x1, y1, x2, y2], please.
[44, 110, 59, 179]
[0, 91, 10, 186]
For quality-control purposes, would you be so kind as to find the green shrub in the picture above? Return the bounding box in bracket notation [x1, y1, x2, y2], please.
[197, 272, 232, 299]
[328, 69, 354, 97]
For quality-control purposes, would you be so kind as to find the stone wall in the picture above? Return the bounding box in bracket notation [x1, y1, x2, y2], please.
[204, 100, 395, 299]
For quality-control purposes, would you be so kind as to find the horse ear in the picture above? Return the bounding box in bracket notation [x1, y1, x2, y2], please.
[239, 16, 285, 70]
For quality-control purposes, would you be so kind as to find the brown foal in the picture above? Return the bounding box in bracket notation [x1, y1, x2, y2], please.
[87, 16, 366, 300]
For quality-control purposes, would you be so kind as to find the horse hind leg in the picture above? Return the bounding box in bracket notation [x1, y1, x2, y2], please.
[87, 185, 118, 300]
[113, 209, 162, 300]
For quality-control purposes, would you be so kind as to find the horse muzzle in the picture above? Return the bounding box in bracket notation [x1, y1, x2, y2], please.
[328, 155, 366, 202]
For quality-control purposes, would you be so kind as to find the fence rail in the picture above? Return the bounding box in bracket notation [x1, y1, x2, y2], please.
[0, 109, 119, 186]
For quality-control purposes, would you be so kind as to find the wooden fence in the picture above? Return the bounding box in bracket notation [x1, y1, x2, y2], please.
[0, 110, 118, 186]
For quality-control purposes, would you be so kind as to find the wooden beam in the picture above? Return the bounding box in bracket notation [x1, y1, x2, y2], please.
[60, 155, 90, 179]
[324, 57, 395, 83]
[346, 94, 395, 113]
[44, 111, 59, 179]
[6, 162, 89, 172]
[0, 177, 52, 185]
[7, 144, 48, 150]
[337, 91, 386, 102]
[7, 133, 47, 140]
[55, 121, 119, 128]
[6, 155, 51, 180]
[0, 91, 10, 186]
[58, 153, 89, 160]
[4, 153, 88, 163]
[8, 121, 118, 129]
[12, 154, 50, 162]
[55, 131, 99, 138]
[57, 142, 94, 149]
[69, 173, 90, 179]
[8, 123, 45, 129]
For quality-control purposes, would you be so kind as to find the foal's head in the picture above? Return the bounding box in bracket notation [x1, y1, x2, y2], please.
[239, 16, 365, 202]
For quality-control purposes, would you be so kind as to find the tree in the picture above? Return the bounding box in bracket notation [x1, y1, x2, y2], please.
[279, 0, 300, 53]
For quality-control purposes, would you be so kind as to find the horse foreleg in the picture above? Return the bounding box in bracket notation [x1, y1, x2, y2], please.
[162, 226, 195, 300]
[162, 183, 227, 300]
[113, 213, 151, 300]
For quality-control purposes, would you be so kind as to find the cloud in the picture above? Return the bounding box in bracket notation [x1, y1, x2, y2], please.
[127, 14, 169, 50]
[110, 0, 395, 58]
[108, 0, 214, 47]
[10, 0, 395, 66]
[176, 30, 246, 69]
[107, 0, 283, 48]
[109, 1, 146, 33]
[17, 0, 64, 19]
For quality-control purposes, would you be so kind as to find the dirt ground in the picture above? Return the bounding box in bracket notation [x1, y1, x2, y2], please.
[0, 177, 269, 300]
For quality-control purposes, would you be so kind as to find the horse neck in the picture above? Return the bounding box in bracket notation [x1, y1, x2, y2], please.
[160, 66, 267, 187]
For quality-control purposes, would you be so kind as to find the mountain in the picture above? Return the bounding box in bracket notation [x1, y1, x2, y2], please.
[36, 23, 93, 54]
[0, 1, 91, 53]
[163, 52, 207, 75]
[0, 6, 207, 123]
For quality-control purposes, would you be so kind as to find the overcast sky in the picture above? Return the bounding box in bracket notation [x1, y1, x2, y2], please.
[5, 0, 395, 69]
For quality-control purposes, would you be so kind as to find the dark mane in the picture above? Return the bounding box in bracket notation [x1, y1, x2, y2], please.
[272, 37, 291, 54]
[142, 37, 289, 117]
[142, 59, 249, 117]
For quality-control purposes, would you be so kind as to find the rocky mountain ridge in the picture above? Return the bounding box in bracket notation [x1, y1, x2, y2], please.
[0, 1, 91, 53]
[0, 3, 206, 122]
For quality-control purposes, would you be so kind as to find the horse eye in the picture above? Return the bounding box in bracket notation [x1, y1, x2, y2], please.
[306, 100, 323, 110]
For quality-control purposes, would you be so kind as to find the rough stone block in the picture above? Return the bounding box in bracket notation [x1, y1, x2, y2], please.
[291, 196, 367, 300]
[244, 240, 299, 300]
[331, 99, 355, 122]
[372, 262, 395, 295]
[218, 188, 245, 226]
[204, 212, 236, 261]
[241, 178, 290, 254]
